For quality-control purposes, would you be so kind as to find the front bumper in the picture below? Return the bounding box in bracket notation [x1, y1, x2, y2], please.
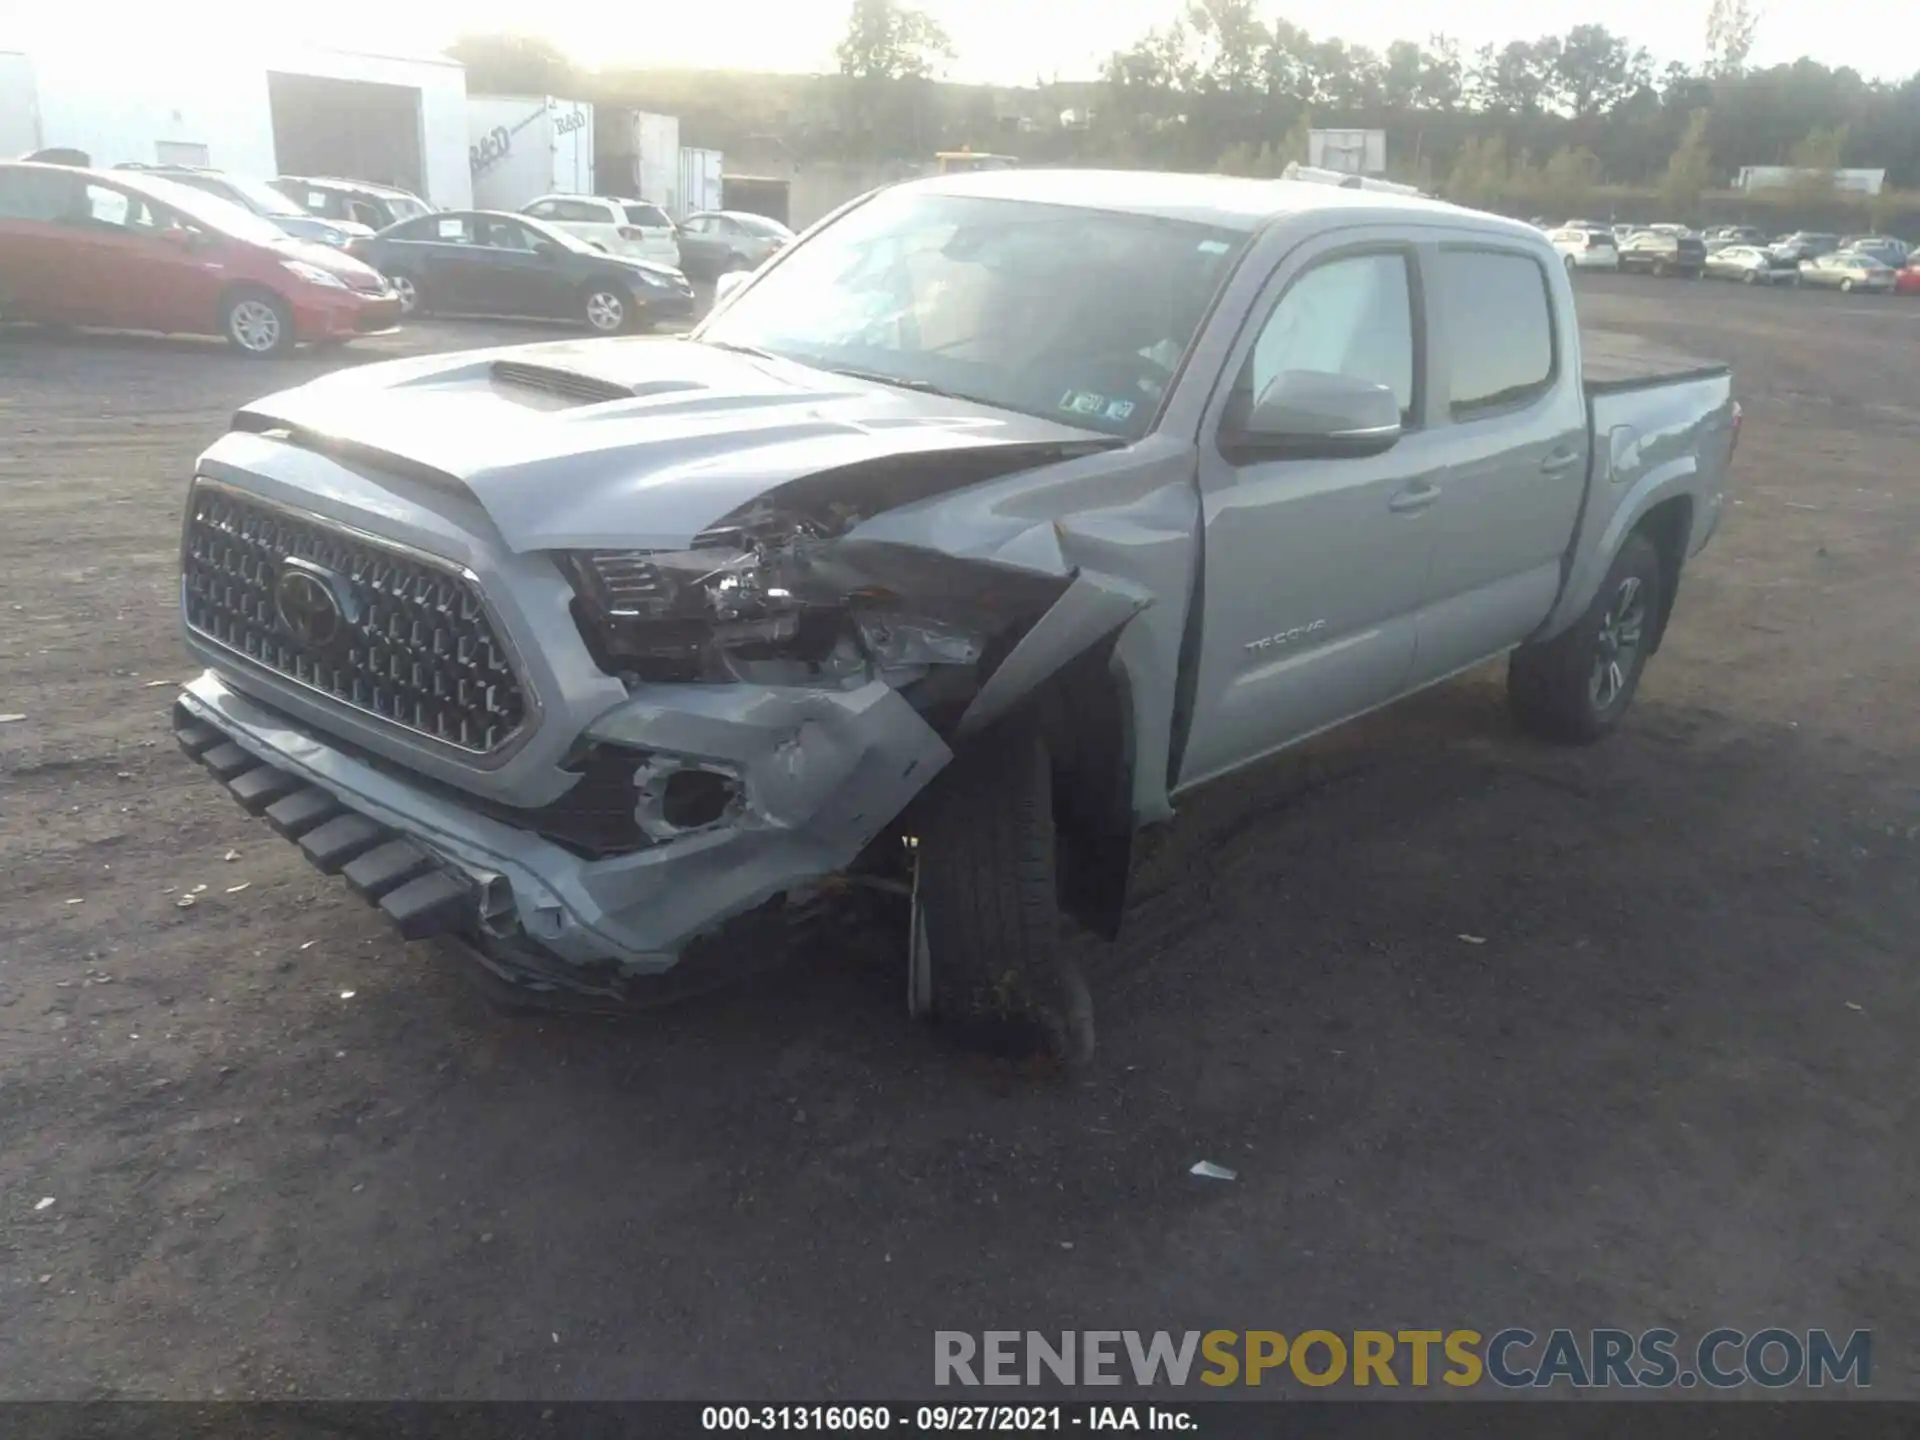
[173, 666, 950, 974]
[292, 289, 403, 340]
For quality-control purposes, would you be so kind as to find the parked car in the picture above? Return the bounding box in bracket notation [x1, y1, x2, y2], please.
[519, 193, 681, 269]
[347, 209, 693, 332]
[1837, 235, 1909, 267]
[0, 161, 398, 355]
[1894, 259, 1920, 296]
[1703, 244, 1799, 285]
[1798, 250, 1896, 293]
[271, 176, 432, 233]
[1769, 231, 1840, 264]
[113, 164, 370, 249]
[1618, 229, 1706, 277]
[1611, 222, 1644, 243]
[168, 169, 1739, 1061]
[1705, 225, 1768, 247]
[1548, 225, 1618, 270]
[675, 209, 796, 278]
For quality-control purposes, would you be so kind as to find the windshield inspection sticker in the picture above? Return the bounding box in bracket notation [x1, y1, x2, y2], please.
[1059, 390, 1109, 417]
[1197, 239, 1232, 254]
[1103, 398, 1136, 422]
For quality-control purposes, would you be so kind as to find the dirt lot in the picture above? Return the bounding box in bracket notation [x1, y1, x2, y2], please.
[1, 279, 1917, 1401]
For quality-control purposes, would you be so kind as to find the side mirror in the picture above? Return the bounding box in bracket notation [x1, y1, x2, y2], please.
[713, 269, 751, 306]
[1230, 369, 1402, 460]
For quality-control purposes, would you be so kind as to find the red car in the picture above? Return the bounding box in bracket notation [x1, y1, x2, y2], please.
[0, 161, 400, 355]
[1896, 260, 1920, 296]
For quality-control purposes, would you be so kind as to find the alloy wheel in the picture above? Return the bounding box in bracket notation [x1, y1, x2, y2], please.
[391, 275, 417, 314]
[586, 290, 625, 332]
[230, 299, 282, 353]
[1589, 575, 1647, 713]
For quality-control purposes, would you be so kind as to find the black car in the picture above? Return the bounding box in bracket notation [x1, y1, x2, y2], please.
[272, 175, 432, 232]
[349, 210, 695, 332]
[1618, 230, 1707, 278]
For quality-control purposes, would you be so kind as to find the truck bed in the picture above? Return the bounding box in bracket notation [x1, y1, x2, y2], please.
[1580, 328, 1731, 394]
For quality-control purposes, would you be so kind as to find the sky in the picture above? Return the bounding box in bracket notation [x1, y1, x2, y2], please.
[4, 2, 1908, 87]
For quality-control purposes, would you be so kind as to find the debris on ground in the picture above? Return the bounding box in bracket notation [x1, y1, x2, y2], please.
[1458, 934, 1487, 945]
[34, 1197, 55, 1211]
[1190, 1161, 1238, 1181]
[0, 714, 25, 724]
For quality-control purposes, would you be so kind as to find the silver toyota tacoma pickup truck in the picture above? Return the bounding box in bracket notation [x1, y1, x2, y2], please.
[172, 170, 1739, 1060]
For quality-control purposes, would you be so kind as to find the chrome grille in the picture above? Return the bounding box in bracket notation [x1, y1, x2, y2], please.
[181, 483, 529, 755]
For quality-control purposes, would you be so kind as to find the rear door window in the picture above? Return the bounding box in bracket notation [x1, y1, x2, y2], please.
[1434, 248, 1556, 418]
[623, 203, 670, 228]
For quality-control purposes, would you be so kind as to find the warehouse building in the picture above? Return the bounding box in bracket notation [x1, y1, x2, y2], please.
[1, 43, 474, 208]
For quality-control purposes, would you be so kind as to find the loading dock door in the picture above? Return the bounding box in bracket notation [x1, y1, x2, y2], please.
[268, 72, 424, 195]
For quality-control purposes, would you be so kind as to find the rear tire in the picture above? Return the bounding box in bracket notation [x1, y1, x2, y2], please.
[221, 289, 295, 358]
[1841, 278, 1855, 292]
[1508, 532, 1664, 745]
[911, 720, 1095, 1066]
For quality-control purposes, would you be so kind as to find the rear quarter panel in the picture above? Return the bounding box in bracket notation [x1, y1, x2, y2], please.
[1535, 369, 1736, 641]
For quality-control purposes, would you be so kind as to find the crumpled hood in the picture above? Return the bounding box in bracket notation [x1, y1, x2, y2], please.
[231, 336, 1110, 552]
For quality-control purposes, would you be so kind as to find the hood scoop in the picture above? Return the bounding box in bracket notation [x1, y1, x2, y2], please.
[489, 360, 706, 409]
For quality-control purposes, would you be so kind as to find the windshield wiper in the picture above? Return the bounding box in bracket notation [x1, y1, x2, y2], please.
[818, 365, 960, 398]
[701, 339, 779, 360]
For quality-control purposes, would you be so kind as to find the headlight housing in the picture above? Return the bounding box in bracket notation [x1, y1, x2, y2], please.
[281, 259, 348, 289]
[556, 516, 1063, 696]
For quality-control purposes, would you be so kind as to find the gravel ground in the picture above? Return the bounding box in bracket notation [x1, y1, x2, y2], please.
[0, 277, 1916, 1400]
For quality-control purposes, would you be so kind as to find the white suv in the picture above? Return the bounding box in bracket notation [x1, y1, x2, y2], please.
[1549, 226, 1619, 271]
[521, 194, 682, 270]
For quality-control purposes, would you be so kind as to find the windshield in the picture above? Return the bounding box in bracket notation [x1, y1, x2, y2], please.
[177, 171, 306, 217]
[697, 191, 1246, 439]
[732, 212, 794, 239]
[518, 213, 599, 254]
[129, 175, 299, 245]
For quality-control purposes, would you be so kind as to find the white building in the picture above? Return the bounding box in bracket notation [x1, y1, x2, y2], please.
[2, 43, 474, 208]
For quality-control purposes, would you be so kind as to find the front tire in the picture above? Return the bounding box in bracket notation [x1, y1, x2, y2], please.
[1841, 278, 1855, 292]
[1508, 532, 1664, 745]
[387, 271, 421, 316]
[222, 289, 295, 358]
[911, 721, 1094, 1065]
[582, 285, 630, 333]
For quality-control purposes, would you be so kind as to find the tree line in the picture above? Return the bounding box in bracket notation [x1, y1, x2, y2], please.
[450, 1, 1920, 225]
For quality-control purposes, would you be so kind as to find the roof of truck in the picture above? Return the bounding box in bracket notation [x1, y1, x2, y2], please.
[902, 167, 1497, 234]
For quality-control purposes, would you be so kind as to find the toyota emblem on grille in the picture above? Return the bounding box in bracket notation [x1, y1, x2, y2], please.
[273, 560, 353, 650]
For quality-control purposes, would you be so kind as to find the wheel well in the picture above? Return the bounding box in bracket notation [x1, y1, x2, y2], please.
[216, 281, 285, 317]
[1634, 496, 1692, 653]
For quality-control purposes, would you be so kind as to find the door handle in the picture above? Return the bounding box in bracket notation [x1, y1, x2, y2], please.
[1540, 449, 1583, 477]
[1389, 481, 1441, 513]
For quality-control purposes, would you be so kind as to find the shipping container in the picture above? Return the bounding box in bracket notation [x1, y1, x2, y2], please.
[678, 146, 723, 217]
[467, 94, 594, 211]
[632, 111, 679, 210]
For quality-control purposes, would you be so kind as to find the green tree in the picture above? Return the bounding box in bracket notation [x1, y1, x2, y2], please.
[1705, 0, 1762, 77]
[1539, 145, 1603, 216]
[835, 0, 955, 81]
[1787, 124, 1850, 205]
[1661, 108, 1717, 216]
[1551, 25, 1649, 119]
[445, 33, 579, 95]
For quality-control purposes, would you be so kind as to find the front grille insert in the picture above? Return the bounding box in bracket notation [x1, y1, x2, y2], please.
[182, 483, 530, 756]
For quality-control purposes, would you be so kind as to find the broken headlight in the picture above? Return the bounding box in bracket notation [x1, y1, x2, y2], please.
[559, 541, 986, 686]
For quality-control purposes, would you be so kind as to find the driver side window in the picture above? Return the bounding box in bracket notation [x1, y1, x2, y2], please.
[1243, 251, 1417, 423]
